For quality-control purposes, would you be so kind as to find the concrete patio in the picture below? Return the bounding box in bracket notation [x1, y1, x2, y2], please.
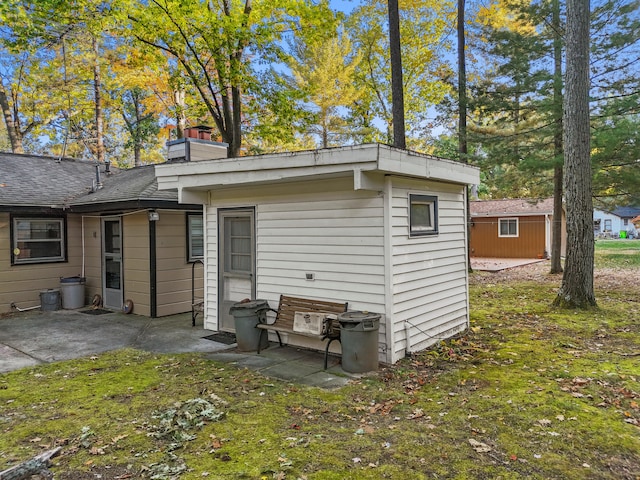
[0, 308, 356, 389]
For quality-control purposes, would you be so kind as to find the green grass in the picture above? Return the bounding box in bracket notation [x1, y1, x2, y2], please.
[1, 267, 640, 479]
[595, 239, 640, 268]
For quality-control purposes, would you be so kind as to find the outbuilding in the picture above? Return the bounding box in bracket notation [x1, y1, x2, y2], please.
[155, 144, 480, 364]
[470, 198, 566, 259]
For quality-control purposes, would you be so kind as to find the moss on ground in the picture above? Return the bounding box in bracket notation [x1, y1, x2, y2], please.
[1, 262, 639, 478]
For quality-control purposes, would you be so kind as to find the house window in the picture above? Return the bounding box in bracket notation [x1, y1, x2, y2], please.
[409, 194, 438, 237]
[498, 218, 518, 237]
[187, 213, 204, 261]
[604, 219, 612, 232]
[12, 217, 66, 264]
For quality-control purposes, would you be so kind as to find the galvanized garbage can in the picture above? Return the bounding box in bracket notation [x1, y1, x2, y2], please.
[40, 289, 61, 311]
[229, 299, 270, 352]
[338, 311, 381, 373]
[60, 276, 86, 309]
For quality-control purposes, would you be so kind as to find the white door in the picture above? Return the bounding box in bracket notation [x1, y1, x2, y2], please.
[219, 209, 255, 331]
[102, 217, 123, 310]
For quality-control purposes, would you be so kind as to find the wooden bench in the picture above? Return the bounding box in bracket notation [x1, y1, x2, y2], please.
[256, 295, 348, 369]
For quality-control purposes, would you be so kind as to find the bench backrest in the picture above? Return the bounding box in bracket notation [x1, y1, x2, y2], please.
[275, 295, 348, 330]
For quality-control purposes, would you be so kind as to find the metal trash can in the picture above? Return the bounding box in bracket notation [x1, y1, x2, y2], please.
[229, 299, 270, 352]
[40, 289, 61, 311]
[338, 311, 381, 373]
[60, 276, 86, 309]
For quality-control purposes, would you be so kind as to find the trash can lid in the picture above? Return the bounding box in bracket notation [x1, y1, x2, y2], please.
[338, 311, 381, 323]
[229, 299, 269, 311]
[60, 276, 86, 284]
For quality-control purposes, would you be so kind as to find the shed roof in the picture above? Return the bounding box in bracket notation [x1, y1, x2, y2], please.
[470, 198, 555, 217]
[155, 143, 480, 200]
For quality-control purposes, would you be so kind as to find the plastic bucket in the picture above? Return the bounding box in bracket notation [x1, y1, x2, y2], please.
[60, 276, 86, 309]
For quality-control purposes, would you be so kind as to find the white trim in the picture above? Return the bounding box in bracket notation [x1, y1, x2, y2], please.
[498, 217, 519, 237]
[156, 144, 480, 194]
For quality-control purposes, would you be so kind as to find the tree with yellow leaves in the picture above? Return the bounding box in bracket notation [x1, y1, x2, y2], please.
[289, 33, 361, 148]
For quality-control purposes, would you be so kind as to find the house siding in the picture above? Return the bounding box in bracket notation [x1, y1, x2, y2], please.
[155, 210, 203, 317]
[122, 213, 150, 316]
[0, 213, 85, 311]
[390, 179, 469, 363]
[205, 178, 387, 355]
[470, 214, 547, 258]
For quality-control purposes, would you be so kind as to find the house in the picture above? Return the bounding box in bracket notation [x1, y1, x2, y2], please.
[593, 206, 640, 237]
[155, 143, 480, 365]
[0, 152, 204, 316]
[469, 198, 566, 259]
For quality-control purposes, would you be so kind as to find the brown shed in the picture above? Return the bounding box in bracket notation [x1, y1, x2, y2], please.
[470, 198, 566, 259]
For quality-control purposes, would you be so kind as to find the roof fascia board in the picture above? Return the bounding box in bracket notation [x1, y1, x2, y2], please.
[68, 200, 201, 213]
[471, 212, 554, 217]
[156, 144, 480, 192]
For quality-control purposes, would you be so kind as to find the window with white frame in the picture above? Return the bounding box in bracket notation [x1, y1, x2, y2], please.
[12, 217, 66, 264]
[498, 218, 518, 237]
[187, 213, 204, 261]
[604, 219, 612, 232]
[409, 194, 438, 237]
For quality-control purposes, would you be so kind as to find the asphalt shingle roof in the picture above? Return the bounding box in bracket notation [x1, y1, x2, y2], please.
[611, 206, 640, 219]
[0, 153, 102, 208]
[470, 198, 555, 216]
[70, 164, 177, 206]
[0, 152, 178, 210]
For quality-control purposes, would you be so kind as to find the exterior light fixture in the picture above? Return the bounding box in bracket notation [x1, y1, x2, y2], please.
[148, 210, 160, 222]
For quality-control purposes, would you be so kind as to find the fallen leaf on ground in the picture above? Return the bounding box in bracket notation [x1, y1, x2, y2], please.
[468, 438, 492, 453]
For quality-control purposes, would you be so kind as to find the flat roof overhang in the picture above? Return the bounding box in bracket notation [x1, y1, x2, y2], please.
[155, 144, 481, 204]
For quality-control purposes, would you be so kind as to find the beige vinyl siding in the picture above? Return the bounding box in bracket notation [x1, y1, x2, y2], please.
[155, 210, 203, 317]
[390, 178, 469, 363]
[123, 213, 150, 316]
[0, 213, 85, 311]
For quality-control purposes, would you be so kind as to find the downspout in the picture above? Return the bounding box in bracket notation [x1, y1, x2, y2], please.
[149, 216, 157, 318]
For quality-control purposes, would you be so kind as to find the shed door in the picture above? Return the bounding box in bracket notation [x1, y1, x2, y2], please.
[102, 218, 123, 310]
[219, 209, 255, 331]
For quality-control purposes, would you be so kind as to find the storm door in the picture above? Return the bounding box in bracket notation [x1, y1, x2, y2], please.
[102, 217, 123, 310]
[218, 209, 255, 331]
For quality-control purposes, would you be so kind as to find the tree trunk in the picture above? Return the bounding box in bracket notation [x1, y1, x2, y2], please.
[93, 37, 105, 164]
[554, 0, 595, 308]
[174, 89, 186, 139]
[0, 81, 24, 154]
[458, 0, 472, 273]
[387, 0, 405, 149]
[550, 0, 564, 274]
[551, 165, 564, 272]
